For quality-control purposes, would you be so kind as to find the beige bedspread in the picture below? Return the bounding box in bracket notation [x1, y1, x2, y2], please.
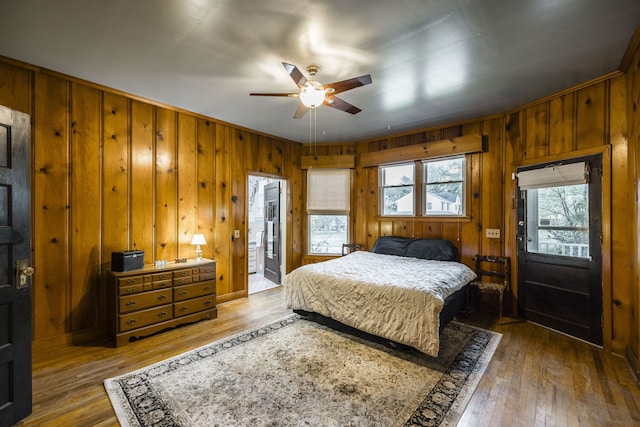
[284, 251, 476, 356]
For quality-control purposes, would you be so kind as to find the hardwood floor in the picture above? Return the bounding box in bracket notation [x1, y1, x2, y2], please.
[17, 286, 640, 426]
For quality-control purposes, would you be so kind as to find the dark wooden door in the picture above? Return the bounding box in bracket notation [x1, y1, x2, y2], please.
[263, 182, 280, 284]
[0, 105, 32, 426]
[517, 155, 602, 345]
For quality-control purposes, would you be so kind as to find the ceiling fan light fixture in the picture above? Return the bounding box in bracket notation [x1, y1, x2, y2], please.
[299, 85, 326, 108]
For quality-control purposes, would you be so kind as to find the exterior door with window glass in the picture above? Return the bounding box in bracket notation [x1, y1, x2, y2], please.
[516, 155, 602, 345]
[263, 182, 280, 284]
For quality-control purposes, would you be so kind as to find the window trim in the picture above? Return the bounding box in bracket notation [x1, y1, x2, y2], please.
[377, 155, 471, 219]
[422, 155, 467, 217]
[306, 168, 352, 255]
[379, 162, 416, 216]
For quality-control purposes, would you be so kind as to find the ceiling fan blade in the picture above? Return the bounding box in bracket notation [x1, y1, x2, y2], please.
[250, 92, 298, 97]
[324, 74, 372, 95]
[282, 62, 309, 88]
[324, 95, 362, 114]
[293, 103, 309, 119]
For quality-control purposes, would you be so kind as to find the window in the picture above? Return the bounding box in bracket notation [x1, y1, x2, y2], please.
[307, 169, 350, 254]
[519, 162, 590, 258]
[423, 156, 465, 216]
[380, 163, 415, 215]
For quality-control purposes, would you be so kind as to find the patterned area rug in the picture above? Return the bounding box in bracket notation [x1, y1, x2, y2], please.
[104, 315, 501, 426]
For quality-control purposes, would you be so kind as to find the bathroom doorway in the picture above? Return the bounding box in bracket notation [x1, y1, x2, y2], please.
[247, 174, 286, 294]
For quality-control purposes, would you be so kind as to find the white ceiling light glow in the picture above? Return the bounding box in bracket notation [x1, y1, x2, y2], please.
[299, 84, 326, 108]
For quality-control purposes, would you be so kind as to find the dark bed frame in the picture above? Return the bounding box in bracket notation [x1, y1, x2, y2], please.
[294, 236, 469, 351]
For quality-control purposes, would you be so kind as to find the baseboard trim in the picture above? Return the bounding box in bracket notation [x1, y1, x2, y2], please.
[32, 327, 109, 354]
[625, 345, 640, 385]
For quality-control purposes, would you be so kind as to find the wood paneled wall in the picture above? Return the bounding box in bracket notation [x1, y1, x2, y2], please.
[304, 72, 635, 355]
[626, 31, 640, 370]
[1, 45, 639, 356]
[301, 121, 505, 268]
[0, 58, 303, 347]
[505, 74, 630, 354]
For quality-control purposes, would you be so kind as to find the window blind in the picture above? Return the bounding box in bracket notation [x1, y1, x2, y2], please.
[307, 169, 350, 212]
[517, 162, 587, 190]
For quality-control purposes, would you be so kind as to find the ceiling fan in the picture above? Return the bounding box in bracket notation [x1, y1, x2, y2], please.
[250, 62, 372, 119]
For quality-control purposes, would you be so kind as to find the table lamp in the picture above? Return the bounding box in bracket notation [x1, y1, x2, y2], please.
[190, 234, 206, 261]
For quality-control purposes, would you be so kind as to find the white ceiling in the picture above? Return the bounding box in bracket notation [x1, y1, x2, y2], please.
[1, 0, 639, 144]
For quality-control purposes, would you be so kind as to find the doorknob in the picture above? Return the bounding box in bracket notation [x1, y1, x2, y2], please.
[16, 260, 34, 289]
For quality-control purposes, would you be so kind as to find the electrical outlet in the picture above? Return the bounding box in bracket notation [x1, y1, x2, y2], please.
[234, 229, 240, 239]
[486, 228, 501, 239]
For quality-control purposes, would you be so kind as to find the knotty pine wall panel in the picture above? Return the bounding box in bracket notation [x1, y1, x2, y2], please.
[505, 74, 630, 354]
[624, 38, 640, 364]
[69, 83, 102, 332]
[609, 75, 633, 355]
[102, 92, 130, 260]
[0, 58, 303, 346]
[342, 121, 503, 269]
[213, 124, 232, 297]
[230, 129, 248, 296]
[177, 114, 198, 253]
[33, 73, 69, 340]
[154, 108, 178, 261]
[130, 100, 155, 253]
[195, 118, 216, 247]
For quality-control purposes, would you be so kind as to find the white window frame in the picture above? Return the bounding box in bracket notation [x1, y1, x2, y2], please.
[379, 163, 415, 216]
[307, 169, 350, 255]
[422, 156, 466, 217]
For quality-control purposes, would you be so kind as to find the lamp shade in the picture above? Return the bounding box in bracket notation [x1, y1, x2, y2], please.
[299, 85, 325, 108]
[190, 234, 206, 245]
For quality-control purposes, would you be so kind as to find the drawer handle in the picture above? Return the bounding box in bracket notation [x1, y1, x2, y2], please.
[127, 319, 137, 325]
[179, 306, 188, 312]
[204, 300, 212, 305]
[126, 287, 136, 293]
[158, 311, 168, 317]
[126, 279, 136, 284]
[126, 301, 136, 307]
[179, 290, 188, 296]
[158, 295, 167, 300]
[203, 286, 212, 291]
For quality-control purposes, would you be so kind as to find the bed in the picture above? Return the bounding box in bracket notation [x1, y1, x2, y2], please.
[284, 236, 477, 356]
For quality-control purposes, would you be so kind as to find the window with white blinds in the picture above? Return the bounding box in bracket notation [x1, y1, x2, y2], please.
[517, 162, 588, 190]
[307, 169, 350, 254]
[307, 169, 350, 213]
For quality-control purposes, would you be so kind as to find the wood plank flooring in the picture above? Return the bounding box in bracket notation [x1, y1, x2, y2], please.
[16, 286, 640, 426]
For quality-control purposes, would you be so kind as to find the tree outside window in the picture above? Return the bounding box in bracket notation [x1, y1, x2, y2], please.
[423, 157, 465, 216]
[381, 164, 414, 215]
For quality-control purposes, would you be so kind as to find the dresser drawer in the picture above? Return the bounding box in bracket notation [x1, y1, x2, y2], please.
[173, 280, 215, 302]
[119, 304, 172, 332]
[174, 294, 215, 317]
[119, 288, 172, 314]
[153, 279, 172, 290]
[197, 272, 216, 281]
[117, 276, 143, 287]
[173, 275, 193, 286]
[198, 264, 216, 274]
[119, 283, 143, 296]
[173, 269, 192, 279]
[152, 271, 172, 282]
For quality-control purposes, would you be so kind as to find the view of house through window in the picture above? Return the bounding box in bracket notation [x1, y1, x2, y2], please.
[307, 169, 350, 254]
[526, 184, 590, 258]
[423, 157, 465, 216]
[381, 163, 415, 215]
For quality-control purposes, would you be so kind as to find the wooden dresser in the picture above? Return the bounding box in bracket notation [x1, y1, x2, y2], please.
[107, 259, 216, 346]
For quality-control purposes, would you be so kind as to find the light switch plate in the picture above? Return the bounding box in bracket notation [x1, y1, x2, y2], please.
[486, 228, 501, 239]
[234, 229, 240, 238]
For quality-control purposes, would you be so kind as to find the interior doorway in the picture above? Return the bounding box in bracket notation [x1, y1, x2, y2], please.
[247, 174, 286, 294]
